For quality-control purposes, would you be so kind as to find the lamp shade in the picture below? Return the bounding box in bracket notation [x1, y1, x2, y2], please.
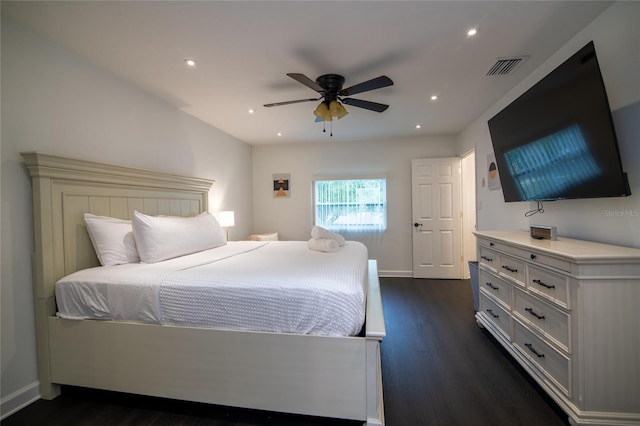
[329, 100, 348, 119]
[313, 102, 332, 121]
[218, 211, 235, 227]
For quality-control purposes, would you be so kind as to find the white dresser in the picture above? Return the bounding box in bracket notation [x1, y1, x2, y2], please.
[474, 230, 640, 426]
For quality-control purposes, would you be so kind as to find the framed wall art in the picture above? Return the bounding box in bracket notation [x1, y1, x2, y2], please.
[273, 173, 290, 198]
[487, 152, 501, 190]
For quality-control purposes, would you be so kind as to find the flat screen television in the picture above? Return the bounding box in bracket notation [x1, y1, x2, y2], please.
[487, 41, 630, 202]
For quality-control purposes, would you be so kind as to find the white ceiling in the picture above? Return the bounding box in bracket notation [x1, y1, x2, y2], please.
[2, 1, 613, 145]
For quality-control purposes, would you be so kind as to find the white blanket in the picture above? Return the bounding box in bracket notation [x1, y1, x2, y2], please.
[56, 241, 368, 336]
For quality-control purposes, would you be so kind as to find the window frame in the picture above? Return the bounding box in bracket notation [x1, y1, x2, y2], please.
[312, 175, 387, 233]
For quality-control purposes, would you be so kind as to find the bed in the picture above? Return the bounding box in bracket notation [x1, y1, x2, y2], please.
[22, 152, 386, 425]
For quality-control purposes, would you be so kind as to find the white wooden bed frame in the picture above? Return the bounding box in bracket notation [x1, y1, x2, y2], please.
[22, 152, 386, 425]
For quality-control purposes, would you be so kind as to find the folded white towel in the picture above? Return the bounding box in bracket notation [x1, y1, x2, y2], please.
[311, 226, 346, 246]
[307, 238, 340, 253]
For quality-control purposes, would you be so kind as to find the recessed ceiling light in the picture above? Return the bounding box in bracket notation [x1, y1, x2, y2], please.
[415, 124, 422, 129]
[430, 95, 438, 101]
[467, 28, 478, 37]
[184, 59, 196, 67]
[277, 132, 282, 137]
[248, 108, 255, 114]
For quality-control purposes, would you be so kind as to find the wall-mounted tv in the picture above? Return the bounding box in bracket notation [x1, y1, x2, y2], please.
[487, 41, 631, 202]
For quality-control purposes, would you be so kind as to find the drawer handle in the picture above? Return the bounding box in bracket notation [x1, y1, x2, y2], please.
[532, 279, 555, 289]
[489, 242, 494, 246]
[530, 254, 537, 260]
[486, 309, 499, 318]
[481, 255, 493, 262]
[525, 307, 545, 320]
[525, 343, 545, 358]
[502, 265, 518, 273]
[485, 282, 499, 290]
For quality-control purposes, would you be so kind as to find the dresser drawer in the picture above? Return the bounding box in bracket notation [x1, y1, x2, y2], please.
[478, 246, 498, 272]
[514, 320, 570, 397]
[486, 238, 572, 273]
[480, 268, 511, 308]
[513, 288, 570, 353]
[528, 265, 570, 309]
[476, 237, 495, 249]
[528, 251, 571, 273]
[499, 254, 526, 287]
[480, 292, 512, 340]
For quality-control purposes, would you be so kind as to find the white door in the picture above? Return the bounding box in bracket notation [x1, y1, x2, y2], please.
[411, 157, 462, 279]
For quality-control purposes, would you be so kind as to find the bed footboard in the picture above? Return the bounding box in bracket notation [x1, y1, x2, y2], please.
[365, 259, 386, 426]
[49, 319, 367, 419]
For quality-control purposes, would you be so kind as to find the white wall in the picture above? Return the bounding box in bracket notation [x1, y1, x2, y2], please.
[0, 18, 253, 415]
[252, 136, 457, 276]
[458, 1, 640, 248]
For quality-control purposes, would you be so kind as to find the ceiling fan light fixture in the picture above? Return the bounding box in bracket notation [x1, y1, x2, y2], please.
[266, 73, 393, 136]
[314, 102, 332, 121]
[329, 100, 348, 119]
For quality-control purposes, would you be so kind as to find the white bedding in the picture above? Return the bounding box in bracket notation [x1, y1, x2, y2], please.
[55, 241, 368, 336]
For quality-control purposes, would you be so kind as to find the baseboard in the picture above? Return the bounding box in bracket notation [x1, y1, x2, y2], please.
[0, 381, 40, 420]
[377, 270, 413, 278]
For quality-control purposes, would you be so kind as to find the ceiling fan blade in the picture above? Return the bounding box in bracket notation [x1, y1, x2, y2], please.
[287, 73, 325, 93]
[342, 98, 389, 113]
[264, 98, 319, 107]
[340, 75, 393, 96]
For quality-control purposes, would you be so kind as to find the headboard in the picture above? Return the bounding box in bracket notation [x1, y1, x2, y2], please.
[22, 152, 213, 305]
[22, 152, 214, 399]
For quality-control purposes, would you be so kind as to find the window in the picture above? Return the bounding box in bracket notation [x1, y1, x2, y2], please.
[314, 177, 387, 232]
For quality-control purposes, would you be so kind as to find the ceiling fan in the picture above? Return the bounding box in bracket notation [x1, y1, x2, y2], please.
[264, 73, 393, 134]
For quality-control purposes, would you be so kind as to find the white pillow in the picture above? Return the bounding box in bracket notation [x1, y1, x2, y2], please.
[132, 211, 226, 263]
[84, 213, 140, 266]
[256, 232, 279, 241]
[248, 232, 279, 241]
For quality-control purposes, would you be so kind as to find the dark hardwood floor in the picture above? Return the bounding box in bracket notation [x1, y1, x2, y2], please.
[2, 278, 570, 426]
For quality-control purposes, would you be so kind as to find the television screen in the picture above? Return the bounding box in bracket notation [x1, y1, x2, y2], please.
[487, 41, 630, 202]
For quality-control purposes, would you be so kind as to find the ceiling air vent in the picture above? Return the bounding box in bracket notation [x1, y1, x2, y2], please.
[486, 56, 529, 76]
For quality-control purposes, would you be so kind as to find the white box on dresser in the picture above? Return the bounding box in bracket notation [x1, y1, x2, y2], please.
[474, 230, 640, 426]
